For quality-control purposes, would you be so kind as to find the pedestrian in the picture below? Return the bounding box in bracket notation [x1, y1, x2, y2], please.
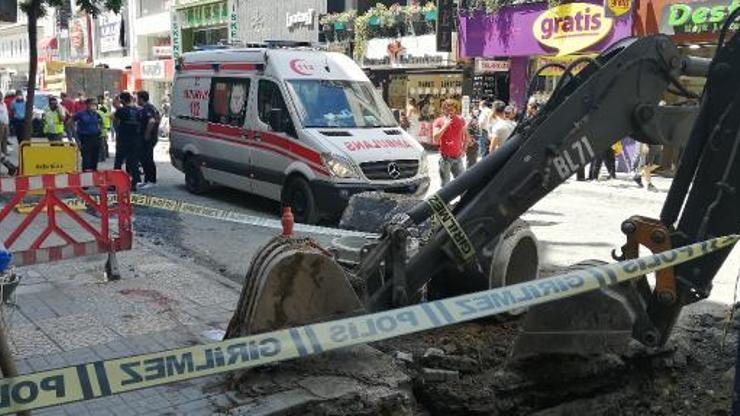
[466, 111, 480, 169]
[488, 103, 516, 154]
[60, 92, 76, 141]
[96, 101, 111, 161]
[633, 143, 661, 191]
[73, 98, 103, 171]
[477, 100, 492, 158]
[73, 92, 86, 114]
[137, 90, 161, 188]
[0, 93, 8, 156]
[10, 91, 26, 143]
[589, 145, 617, 180]
[399, 113, 410, 131]
[113, 92, 142, 190]
[42, 96, 66, 141]
[433, 99, 469, 186]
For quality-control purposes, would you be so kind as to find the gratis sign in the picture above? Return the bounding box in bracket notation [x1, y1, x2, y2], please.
[661, 0, 740, 35]
[533, 3, 614, 56]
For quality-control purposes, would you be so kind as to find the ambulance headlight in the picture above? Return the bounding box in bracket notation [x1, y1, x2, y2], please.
[419, 154, 429, 175]
[321, 153, 361, 179]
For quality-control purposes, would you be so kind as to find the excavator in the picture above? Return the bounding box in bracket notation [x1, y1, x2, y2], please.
[226, 11, 740, 368]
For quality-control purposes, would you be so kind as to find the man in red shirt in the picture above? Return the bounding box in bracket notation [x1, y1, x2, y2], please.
[433, 99, 470, 186]
[73, 92, 87, 114]
[60, 92, 77, 142]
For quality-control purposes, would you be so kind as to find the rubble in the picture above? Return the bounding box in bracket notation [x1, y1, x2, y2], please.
[422, 368, 460, 383]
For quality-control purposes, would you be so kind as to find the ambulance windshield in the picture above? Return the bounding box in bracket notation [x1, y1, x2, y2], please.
[287, 79, 398, 128]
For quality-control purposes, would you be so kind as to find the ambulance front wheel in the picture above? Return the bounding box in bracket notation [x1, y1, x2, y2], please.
[185, 156, 210, 195]
[282, 176, 318, 224]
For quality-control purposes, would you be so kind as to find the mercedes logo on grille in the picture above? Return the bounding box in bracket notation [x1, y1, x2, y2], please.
[387, 162, 401, 179]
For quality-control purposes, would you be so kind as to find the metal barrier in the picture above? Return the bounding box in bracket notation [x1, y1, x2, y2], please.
[0, 171, 133, 279]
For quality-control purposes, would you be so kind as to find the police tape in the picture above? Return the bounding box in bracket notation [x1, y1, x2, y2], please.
[1, 235, 737, 415]
[426, 194, 475, 262]
[128, 194, 379, 239]
[15, 193, 379, 239]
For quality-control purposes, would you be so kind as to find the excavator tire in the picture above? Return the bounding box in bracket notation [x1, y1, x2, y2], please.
[225, 236, 363, 338]
[427, 219, 540, 302]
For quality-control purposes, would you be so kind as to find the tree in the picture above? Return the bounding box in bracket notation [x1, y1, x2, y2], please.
[20, 0, 122, 142]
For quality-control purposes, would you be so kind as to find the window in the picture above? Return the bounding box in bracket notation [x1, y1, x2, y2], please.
[208, 78, 250, 127]
[258, 79, 295, 136]
[138, 0, 170, 17]
[287, 80, 398, 128]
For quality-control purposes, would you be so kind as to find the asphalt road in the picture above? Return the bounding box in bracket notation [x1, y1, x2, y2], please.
[109, 140, 739, 306]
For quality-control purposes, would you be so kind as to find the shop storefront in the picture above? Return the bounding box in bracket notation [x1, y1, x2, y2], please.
[132, 59, 175, 106]
[459, 1, 633, 108]
[232, 0, 326, 44]
[387, 72, 463, 144]
[176, 0, 229, 52]
[362, 33, 460, 144]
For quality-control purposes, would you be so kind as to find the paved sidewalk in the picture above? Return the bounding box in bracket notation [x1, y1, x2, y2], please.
[2, 242, 244, 415]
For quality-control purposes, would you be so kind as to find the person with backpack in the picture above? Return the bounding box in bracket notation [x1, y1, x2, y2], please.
[73, 98, 103, 171]
[136, 90, 161, 188]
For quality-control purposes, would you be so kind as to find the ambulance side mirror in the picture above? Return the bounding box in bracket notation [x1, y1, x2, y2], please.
[269, 108, 285, 133]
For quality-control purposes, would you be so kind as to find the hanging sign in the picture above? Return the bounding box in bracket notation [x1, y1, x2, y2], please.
[475, 59, 510, 73]
[533, 3, 614, 56]
[604, 0, 633, 17]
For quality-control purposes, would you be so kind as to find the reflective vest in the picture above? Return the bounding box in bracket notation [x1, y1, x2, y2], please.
[97, 109, 111, 132]
[43, 108, 65, 135]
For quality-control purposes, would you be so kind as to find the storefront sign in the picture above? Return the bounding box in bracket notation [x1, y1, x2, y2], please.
[536, 54, 597, 76]
[661, 0, 740, 35]
[604, 0, 633, 17]
[459, 0, 632, 58]
[171, 10, 182, 60]
[364, 34, 455, 68]
[179, 1, 228, 30]
[69, 17, 88, 61]
[533, 3, 614, 56]
[140, 60, 166, 80]
[153, 45, 173, 58]
[98, 12, 122, 53]
[475, 59, 510, 73]
[286, 9, 315, 28]
[229, 1, 238, 42]
[437, 0, 455, 52]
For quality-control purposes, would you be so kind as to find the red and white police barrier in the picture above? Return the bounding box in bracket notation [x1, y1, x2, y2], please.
[0, 171, 133, 278]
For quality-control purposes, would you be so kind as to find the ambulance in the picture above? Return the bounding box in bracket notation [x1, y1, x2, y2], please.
[170, 43, 430, 224]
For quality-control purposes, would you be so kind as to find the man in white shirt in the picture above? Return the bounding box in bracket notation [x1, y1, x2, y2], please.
[0, 93, 9, 156]
[476, 100, 492, 157]
[488, 102, 517, 153]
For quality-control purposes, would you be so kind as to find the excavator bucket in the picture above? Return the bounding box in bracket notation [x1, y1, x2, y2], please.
[509, 260, 638, 363]
[225, 237, 363, 338]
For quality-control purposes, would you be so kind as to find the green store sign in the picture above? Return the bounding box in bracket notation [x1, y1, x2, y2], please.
[179, 1, 229, 29]
[663, 0, 740, 34]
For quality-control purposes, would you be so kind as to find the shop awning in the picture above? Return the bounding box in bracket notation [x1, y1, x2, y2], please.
[39, 37, 58, 50]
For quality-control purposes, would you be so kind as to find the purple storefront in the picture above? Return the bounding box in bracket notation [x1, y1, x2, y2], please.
[459, 1, 634, 108]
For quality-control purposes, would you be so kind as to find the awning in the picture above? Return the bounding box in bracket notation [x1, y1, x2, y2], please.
[39, 37, 58, 50]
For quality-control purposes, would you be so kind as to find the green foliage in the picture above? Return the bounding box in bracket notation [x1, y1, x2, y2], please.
[21, 0, 122, 16]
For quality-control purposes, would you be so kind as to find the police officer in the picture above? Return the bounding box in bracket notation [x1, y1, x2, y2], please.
[72, 98, 103, 171]
[43, 96, 66, 141]
[113, 92, 142, 189]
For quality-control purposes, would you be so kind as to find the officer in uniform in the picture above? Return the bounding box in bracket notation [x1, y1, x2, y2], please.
[97, 103, 111, 161]
[43, 96, 66, 141]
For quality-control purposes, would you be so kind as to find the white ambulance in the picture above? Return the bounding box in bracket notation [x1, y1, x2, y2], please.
[170, 44, 430, 224]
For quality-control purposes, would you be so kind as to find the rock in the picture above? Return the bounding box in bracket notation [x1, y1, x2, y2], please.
[394, 351, 413, 363]
[723, 367, 735, 382]
[650, 405, 663, 414]
[422, 368, 460, 382]
[339, 192, 432, 235]
[423, 347, 445, 358]
[706, 389, 715, 397]
[420, 354, 480, 373]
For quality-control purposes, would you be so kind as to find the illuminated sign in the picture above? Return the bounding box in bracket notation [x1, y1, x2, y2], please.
[533, 3, 614, 56]
[663, 0, 740, 35]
